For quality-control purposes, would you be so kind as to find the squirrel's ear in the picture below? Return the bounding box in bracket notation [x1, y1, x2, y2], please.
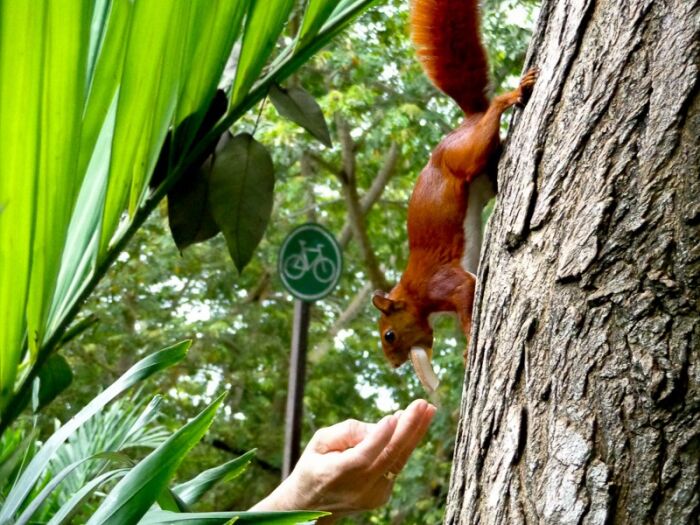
[372, 292, 393, 315]
[372, 292, 405, 315]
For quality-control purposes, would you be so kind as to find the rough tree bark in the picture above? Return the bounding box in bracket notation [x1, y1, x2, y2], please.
[445, 1, 699, 524]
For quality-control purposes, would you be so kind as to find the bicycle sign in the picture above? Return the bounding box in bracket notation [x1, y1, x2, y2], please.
[279, 223, 342, 301]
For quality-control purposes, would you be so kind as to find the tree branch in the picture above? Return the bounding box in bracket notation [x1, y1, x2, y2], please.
[334, 115, 390, 291]
[210, 439, 280, 475]
[338, 142, 399, 248]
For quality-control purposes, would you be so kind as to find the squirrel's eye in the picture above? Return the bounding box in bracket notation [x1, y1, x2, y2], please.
[384, 330, 396, 344]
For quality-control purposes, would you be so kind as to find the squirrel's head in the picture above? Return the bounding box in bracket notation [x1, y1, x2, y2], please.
[372, 291, 439, 391]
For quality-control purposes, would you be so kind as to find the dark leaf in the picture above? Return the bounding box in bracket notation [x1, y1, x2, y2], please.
[36, 354, 73, 412]
[9, 353, 74, 420]
[167, 160, 221, 252]
[269, 84, 332, 147]
[208, 133, 275, 273]
[151, 90, 228, 189]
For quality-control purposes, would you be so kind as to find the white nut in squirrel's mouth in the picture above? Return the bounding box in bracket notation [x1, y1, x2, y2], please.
[409, 347, 440, 393]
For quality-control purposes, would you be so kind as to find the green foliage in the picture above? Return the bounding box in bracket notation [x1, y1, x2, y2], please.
[0, 0, 379, 433]
[86, 393, 226, 524]
[0, 342, 191, 522]
[0, 346, 325, 524]
[41, 394, 169, 518]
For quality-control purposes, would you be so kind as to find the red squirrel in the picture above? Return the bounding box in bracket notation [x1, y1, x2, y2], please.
[372, 0, 537, 392]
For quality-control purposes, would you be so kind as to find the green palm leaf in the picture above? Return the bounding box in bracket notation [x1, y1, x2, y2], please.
[47, 469, 129, 525]
[0, 341, 189, 522]
[297, 0, 338, 48]
[0, 0, 89, 409]
[87, 393, 226, 525]
[173, 449, 257, 506]
[230, 0, 296, 107]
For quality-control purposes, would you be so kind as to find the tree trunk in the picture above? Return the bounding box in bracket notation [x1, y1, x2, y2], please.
[445, 0, 699, 523]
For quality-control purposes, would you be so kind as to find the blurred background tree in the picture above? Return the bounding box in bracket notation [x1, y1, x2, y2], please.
[38, 0, 540, 522]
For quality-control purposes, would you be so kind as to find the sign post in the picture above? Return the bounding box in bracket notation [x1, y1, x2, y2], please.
[279, 224, 342, 479]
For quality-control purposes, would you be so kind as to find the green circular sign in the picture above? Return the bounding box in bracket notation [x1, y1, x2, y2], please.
[279, 223, 342, 301]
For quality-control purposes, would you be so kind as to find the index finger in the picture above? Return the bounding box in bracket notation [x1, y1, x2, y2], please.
[310, 419, 375, 454]
[387, 402, 436, 472]
[371, 399, 435, 473]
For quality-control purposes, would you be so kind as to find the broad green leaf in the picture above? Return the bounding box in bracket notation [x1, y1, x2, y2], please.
[87, 392, 226, 525]
[0, 1, 87, 409]
[172, 0, 249, 155]
[99, 2, 189, 254]
[173, 449, 256, 506]
[225, 0, 378, 121]
[230, 0, 296, 108]
[297, 0, 338, 49]
[47, 469, 129, 525]
[323, 0, 378, 33]
[23, 1, 92, 363]
[0, 341, 190, 522]
[139, 510, 328, 525]
[47, 99, 116, 337]
[209, 134, 275, 273]
[139, 511, 238, 525]
[78, 0, 133, 179]
[269, 85, 332, 147]
[158, 487, 189, 513]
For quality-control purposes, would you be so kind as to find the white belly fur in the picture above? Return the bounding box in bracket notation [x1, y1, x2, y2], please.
[461, 173, 495, 274]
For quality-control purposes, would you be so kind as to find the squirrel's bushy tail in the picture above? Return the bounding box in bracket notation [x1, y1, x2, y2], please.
[411, 0, 490, 115]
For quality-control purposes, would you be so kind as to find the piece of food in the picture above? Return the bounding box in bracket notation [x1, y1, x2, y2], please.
[409, 347, 440, 393]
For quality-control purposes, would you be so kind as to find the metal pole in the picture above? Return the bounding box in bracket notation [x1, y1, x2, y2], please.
[282, 299, 311, 479]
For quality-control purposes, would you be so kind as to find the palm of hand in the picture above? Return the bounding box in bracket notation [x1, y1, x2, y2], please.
[252, 399, 436, 522]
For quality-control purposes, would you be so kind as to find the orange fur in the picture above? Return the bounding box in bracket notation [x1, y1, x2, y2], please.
[411, 0, 489, 114]
[373, 1, 538, 369]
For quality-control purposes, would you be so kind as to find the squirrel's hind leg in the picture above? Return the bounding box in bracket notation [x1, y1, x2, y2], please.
[454, 270, 476, 367]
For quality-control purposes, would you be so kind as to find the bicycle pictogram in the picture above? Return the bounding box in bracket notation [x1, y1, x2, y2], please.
[279, 223, 342, 301]
[282, 240, 336, 283]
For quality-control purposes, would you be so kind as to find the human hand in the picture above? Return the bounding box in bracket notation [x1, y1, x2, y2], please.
[250, 399, 437, 522]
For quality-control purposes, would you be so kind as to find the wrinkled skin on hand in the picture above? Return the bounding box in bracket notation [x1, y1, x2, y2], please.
[250, 400, 437, 523]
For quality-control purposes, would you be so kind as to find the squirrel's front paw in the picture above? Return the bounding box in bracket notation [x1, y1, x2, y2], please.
[516, 66, 539, 106]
